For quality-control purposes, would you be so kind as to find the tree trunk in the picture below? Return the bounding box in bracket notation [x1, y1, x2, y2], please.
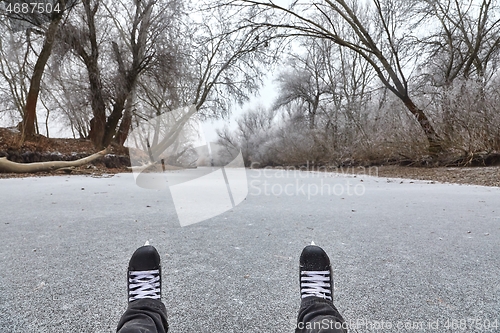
[402, 96, 442, 154]
[21, 11, 63, 142]
[102, 97, 127, 147]
[101, 66, 139, 147]
[115, 90, 134, 146]
[115, 108, 132, 146]
[0, 148, 108, 173]
[83, 0, 107, 149]
[87, 59, 107, 148]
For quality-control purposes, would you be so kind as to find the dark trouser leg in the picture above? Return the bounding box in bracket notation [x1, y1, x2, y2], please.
[116, 299, 169, 333]
[296, 297, 347, 333]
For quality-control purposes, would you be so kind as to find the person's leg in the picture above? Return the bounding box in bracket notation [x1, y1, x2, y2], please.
[116, 299, 168, 333]
[116, 243, 169, 333]
[295, 244, 347, 333]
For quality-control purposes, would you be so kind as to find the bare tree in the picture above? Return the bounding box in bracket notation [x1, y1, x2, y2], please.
[217, 105, 277, 166]
[421, 0, 500, 85]
[187, 5, 276, 115]
[413, 0, 500, 154]
[41, 57, 92, 139]
[0, 21, 30, 124]
[230, 0, 445, 153]
[273, 35, 380, 156]
[130, 2, 278, 161]
[4, 0, 73, 142]
[58, 0, 164, 148]
[1, 0, 280, 157]
[99, 0, 168, 147]
[273, 39, 334, 129]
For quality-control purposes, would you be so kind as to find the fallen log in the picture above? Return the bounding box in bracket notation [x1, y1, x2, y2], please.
[0, 148, 109, 173]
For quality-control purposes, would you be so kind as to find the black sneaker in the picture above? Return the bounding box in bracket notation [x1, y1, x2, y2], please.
[299, 243, 333, 301]
[127, 242, 162, 302]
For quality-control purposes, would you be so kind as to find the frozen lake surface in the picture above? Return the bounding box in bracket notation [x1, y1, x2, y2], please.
[0, 170, 499, 332]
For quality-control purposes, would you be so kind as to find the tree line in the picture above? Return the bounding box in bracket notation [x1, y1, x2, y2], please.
[0, 0, 274, 149]
[1, 0, 500, 165]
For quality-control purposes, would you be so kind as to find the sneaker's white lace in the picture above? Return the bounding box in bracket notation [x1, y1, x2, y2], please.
[129, 269, 161, 302]
[301, 270, 332, 300]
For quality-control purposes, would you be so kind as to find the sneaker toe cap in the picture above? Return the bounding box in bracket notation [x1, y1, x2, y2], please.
[300, 245, 331, 271]
[128, 245, 161, 271]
